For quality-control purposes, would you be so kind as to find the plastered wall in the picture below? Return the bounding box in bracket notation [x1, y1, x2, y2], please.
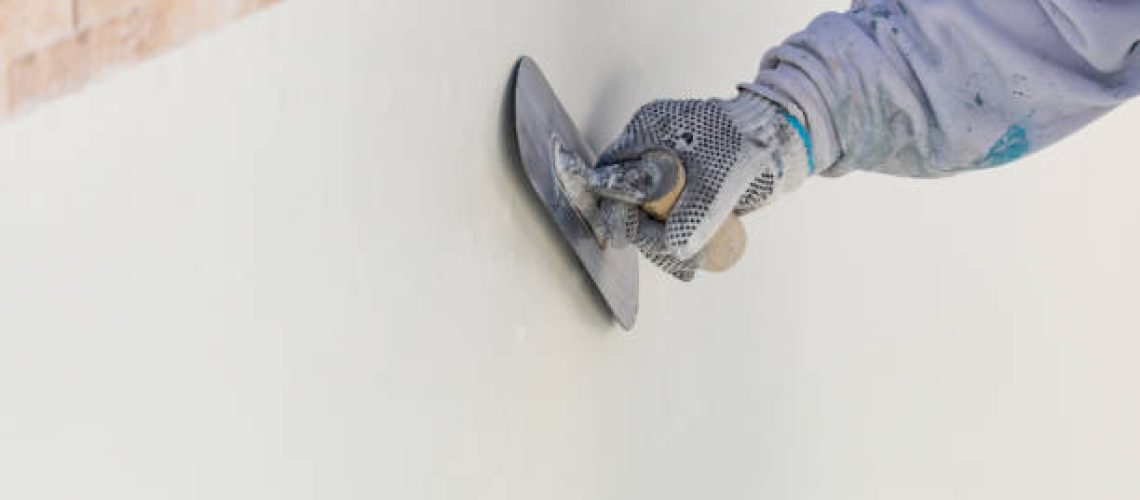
[0, 0, 1137, 499]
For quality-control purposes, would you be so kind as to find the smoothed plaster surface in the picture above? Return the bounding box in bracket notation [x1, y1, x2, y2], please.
[0, 0, 1137, 498]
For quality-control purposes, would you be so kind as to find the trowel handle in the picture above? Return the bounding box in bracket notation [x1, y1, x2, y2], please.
[592, 150, 746, 272]
[640, 152, 745, 273]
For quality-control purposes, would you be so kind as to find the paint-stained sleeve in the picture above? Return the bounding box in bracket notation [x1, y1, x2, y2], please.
[741, 0, 1140, 178]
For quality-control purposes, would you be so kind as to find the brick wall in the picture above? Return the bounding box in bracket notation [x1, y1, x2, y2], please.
[0, 0, 279, 117]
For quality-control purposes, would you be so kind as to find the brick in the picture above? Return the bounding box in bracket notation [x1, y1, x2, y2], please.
[0, 0, 74, 59]
[80, 0, 280, 30]
[76, 0, 142, 28]
[134, 0, 280, 58]
[9, 9, 150, 110]
[9, 0, 281, 113]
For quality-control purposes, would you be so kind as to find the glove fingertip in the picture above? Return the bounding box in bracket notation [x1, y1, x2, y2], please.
[672, 269, 697, 282]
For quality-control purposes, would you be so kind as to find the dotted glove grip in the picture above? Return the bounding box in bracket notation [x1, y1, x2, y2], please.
[596, 93, 810, 280]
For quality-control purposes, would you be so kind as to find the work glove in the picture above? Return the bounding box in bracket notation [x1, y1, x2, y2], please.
[597, 91, 813, 281]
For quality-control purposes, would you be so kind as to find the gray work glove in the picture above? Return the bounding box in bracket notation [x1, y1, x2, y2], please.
[596, 91, 813, 281]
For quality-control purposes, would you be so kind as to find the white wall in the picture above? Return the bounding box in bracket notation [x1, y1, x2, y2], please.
[0, 0, 1137, 498]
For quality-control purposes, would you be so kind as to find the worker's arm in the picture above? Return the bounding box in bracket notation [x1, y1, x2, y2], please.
[753, 0, 1140, 178]
[600, 0, 1140, 279]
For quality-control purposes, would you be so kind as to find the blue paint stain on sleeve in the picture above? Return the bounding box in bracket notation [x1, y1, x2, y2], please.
[982, 124, 1030, 167]
[781, 110, 815, 174]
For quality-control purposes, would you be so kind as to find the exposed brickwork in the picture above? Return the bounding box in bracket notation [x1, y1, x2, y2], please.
[10, 9, 149, 109]
[76, 0, 142, 28]
[0, 1, 73, 59]
[1, 0, 280, 117]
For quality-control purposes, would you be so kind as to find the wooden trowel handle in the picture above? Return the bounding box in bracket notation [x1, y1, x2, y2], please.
[641, 159, 746, 273]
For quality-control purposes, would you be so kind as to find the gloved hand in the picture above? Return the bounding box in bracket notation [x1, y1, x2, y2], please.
[596, 91, 813, 281]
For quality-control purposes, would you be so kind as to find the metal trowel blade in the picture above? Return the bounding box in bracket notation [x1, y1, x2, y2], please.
[512, 56, 638, 330]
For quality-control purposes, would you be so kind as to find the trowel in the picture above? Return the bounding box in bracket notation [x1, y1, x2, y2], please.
[512, 56, 745, 330]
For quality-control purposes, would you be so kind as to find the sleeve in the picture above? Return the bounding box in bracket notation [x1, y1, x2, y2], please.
[740, 0, 1140, 178]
